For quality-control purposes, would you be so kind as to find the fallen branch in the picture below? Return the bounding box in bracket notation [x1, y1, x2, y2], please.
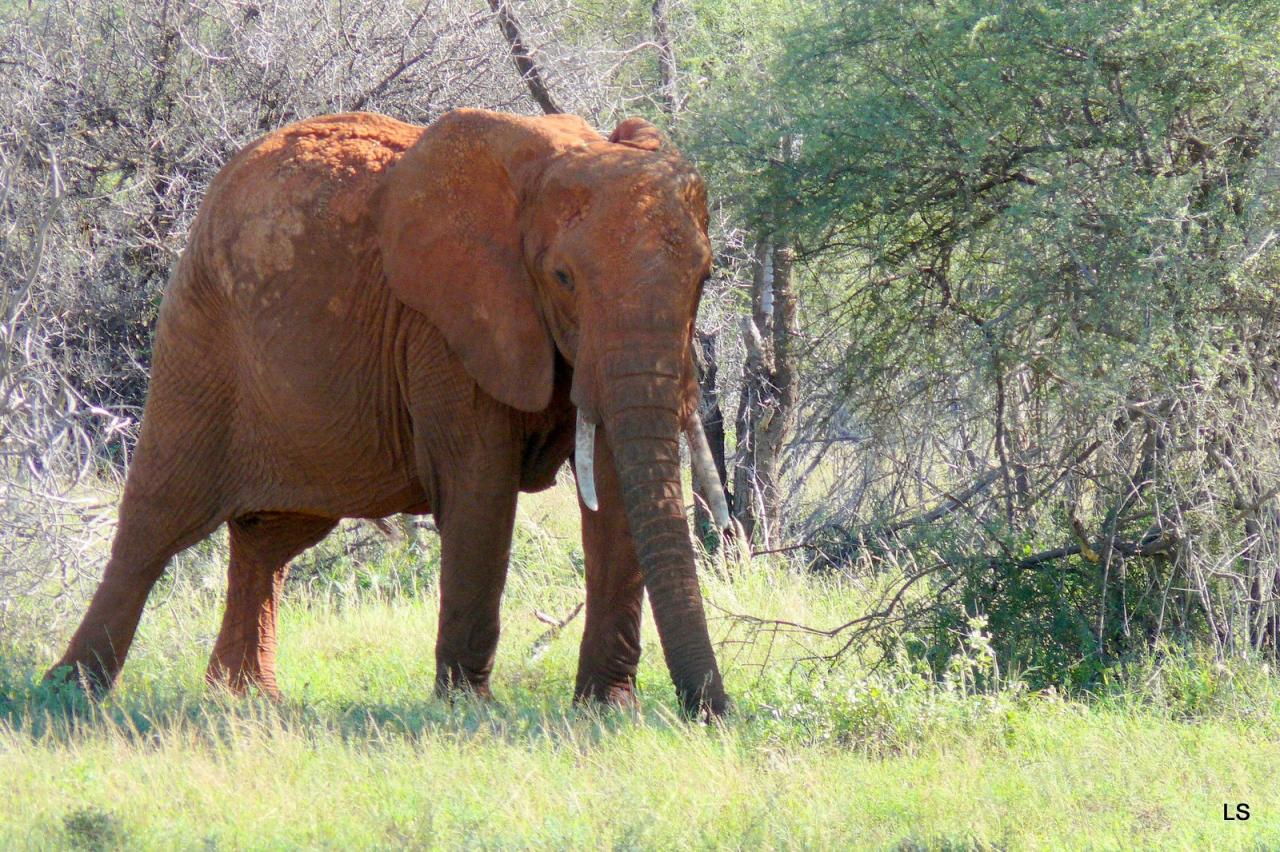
[528, 602, 584, 661]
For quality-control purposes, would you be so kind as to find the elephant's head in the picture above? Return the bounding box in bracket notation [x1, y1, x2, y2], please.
[377, 108, 727, 716]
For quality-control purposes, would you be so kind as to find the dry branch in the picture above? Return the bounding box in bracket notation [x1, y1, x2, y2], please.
[486, 0, 562, 115]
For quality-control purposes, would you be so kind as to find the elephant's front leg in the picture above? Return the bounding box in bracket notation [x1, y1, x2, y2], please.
[573, 430, 645, 708]
[434, 479, 519, 699]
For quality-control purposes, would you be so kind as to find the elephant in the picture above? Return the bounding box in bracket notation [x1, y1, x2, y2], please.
[45, 108, 731, 717]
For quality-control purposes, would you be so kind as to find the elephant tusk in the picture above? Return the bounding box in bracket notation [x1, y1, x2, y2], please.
[686, 415, 731, 532]
[575, 410, 599, 511]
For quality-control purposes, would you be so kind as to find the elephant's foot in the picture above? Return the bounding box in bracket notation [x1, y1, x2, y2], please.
[44, 551, 177, 700]
[434, 662, 495, 702]
[43, 657, 113, 699]
[205, 655, 283, 701]
[573, 675, 640, 711]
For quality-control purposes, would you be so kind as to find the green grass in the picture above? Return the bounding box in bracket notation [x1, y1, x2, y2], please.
[2, 483, 1278, 849]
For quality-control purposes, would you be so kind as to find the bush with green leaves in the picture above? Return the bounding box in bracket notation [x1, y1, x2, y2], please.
[694, 0, 1280, 679]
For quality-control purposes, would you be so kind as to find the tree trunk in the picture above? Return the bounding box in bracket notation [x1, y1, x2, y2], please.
[732, 236, 771, 544]
[651, 0, 679, 124]
[731, 141, 799, 550]
[762, 227, 797, 539]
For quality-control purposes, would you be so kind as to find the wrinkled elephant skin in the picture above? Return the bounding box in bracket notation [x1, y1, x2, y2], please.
[45, 109, 727, 717]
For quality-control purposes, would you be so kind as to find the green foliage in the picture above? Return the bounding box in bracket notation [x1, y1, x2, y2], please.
[907, 544, 1216, 690]
[1098, 642, 1280, 722]
[755, 0, 1280, 408]
[692, 0, 1280, 677]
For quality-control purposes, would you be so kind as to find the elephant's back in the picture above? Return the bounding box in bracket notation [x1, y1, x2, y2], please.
[234, 112, 424, 174]
[211, 112, 424, 206]
[181, 113, 424, 304]
[142, 114, 430, 518]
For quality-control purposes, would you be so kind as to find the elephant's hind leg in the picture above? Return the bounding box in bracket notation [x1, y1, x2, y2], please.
[206, 513, 335, 698]
[47, 485, 224, 694]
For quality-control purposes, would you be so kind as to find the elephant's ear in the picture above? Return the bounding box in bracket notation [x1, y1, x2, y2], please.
[378, 109, 593, 412]
[609, 118, 670, 152]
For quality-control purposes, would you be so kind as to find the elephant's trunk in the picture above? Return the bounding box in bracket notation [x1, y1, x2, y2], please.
[599, 351, 727, 717]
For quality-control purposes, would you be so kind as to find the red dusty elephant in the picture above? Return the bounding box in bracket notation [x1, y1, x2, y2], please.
[46, 109, 731, 716]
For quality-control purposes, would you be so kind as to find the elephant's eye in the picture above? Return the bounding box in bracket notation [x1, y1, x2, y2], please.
[554, 269, 574, 291]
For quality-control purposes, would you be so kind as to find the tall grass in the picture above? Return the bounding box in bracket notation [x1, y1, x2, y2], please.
[1, 482, 1278, 849]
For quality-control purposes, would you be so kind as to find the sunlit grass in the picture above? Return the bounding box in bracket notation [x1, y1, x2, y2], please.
[2, 481, 1278, 849]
